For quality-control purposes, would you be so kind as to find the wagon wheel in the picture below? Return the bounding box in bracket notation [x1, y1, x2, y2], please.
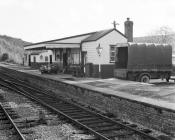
[138, 74, 150, 83]
[166, 75, 170, 82]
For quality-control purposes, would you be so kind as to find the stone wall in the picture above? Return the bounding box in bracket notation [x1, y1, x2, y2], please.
[1, 66, 175, 136]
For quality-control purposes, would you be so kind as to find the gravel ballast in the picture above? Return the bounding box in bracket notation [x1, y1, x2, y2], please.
[0, 88, 94, 140]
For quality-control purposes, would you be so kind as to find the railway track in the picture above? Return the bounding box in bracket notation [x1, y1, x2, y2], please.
[0, 103, 25, 140]
[0, 70, 161, 140]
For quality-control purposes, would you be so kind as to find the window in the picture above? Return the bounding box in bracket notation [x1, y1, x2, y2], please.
[110, 45, 116, 63]
[40, 55, 43, 60]
[45, 56, 48, 62]
[33, 56, 36, 62]
[70, 49, 80, 64]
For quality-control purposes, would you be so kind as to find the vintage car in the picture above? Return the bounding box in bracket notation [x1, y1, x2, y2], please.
[40, 63, 59, 74]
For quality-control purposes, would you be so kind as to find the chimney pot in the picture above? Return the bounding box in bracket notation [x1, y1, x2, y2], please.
[127, 17, 130, 21]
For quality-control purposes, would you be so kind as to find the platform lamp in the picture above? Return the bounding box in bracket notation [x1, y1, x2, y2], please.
[96, 43, 103, 78]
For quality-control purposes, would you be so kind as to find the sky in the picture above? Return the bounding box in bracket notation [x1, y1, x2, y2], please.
[0, 0, 174, 42]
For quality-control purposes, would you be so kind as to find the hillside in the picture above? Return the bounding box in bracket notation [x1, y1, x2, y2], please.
[0, 35, 30, 64]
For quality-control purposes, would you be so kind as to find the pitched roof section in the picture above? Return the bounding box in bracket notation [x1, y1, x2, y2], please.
[24, 28, 126, 47]
[24, 32, 95, 47]
[82, 28, 126, 42]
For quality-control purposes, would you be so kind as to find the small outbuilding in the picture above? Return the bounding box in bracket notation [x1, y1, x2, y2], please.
[24, 18, 133, 78]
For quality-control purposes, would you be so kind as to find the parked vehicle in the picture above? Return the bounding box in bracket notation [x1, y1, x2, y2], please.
[114, 43, 172, 83]
[40, 63, 59, 74]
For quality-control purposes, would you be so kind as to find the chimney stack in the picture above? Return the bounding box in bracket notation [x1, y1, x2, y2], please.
[124, 17, 133, 42]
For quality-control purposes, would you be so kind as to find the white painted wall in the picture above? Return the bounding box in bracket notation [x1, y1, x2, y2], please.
[82, 30, 127, 64]
[30, 50, 53, 63]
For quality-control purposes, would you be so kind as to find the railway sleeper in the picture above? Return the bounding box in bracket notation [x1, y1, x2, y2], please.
[16, 124, 29, 129]
[46, 102, 71, 107]
[0, 124, 13, 130]
[103, 131, 134, 138]
[56, 107, 78, 111]
[0, 112, 6, 115]
[70, 114, 93, 119]
[94, 125, 122, 132]
[61, 110, 83, 114]
[3, 129, 18, 135]
[6, 112, 18, 116]
[0, 117, 9, 120]
[20, 129, 34, 135]
[87, 122, 114, 128]
[0, 115, 8, 119]
[65, 111, 89, 116]
[80, 119, 106, 125]
[76, 117, 99, 122]
[0, 120, 10, 124]
[78, 118, 104, 123]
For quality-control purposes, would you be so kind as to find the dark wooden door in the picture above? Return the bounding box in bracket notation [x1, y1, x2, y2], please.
[63, 53, 67, 67]
[28, 55, 31, 66]
[50, 55, 52, 64]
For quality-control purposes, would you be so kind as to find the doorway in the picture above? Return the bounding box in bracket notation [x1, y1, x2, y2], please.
[28, 55, 31, 66]
[63, 53, 67, 67]
[115, 47, 128, 68]
[50, 55, 52, 64]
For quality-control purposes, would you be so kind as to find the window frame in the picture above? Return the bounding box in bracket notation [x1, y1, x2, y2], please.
[33, 56, 36, 63]
[45, 56, 49, 62]
[109, 45, 116, 63]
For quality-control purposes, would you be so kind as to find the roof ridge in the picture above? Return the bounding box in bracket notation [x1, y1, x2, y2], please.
[82, 28, 126, 42]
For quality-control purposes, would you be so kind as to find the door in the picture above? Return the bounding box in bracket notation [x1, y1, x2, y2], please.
[28, 55, 31, 66]
[50, 55, 52, 64]
[63, 53, 67, 67]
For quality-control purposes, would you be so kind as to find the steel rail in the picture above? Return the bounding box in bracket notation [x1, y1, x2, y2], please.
[0, 78, 110, 140]
[0, 103, 26, 140]
[0, 71, 161, 140]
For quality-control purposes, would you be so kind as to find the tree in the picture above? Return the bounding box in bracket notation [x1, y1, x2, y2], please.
[147, 26, 174, 45]
[1, 53, 9, 61]
[153, 26, 174, 44]
[147, 26, 175, 53]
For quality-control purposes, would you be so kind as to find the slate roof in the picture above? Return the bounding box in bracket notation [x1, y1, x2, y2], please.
[82, 28, 126, 42]
[24, 28, 126, 47]
[82, 29, 113, 42]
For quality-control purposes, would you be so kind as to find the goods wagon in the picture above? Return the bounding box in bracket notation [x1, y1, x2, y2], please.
[114, 43, 172, 82]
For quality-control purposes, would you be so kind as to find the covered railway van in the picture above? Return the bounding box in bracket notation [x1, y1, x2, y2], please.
[114, 43, 172, 82]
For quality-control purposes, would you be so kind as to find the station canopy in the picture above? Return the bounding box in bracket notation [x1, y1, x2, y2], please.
[25, 43, 80, 50]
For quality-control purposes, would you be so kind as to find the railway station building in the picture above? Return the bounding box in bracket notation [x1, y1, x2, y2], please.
[24, 18, 133, 78]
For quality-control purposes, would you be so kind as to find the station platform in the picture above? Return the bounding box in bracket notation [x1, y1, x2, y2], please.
[1, 62, 175, 136]
[1, 62, 175, 112]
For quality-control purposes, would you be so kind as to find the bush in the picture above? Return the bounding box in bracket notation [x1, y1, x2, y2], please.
[1, 53, 9, 61]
